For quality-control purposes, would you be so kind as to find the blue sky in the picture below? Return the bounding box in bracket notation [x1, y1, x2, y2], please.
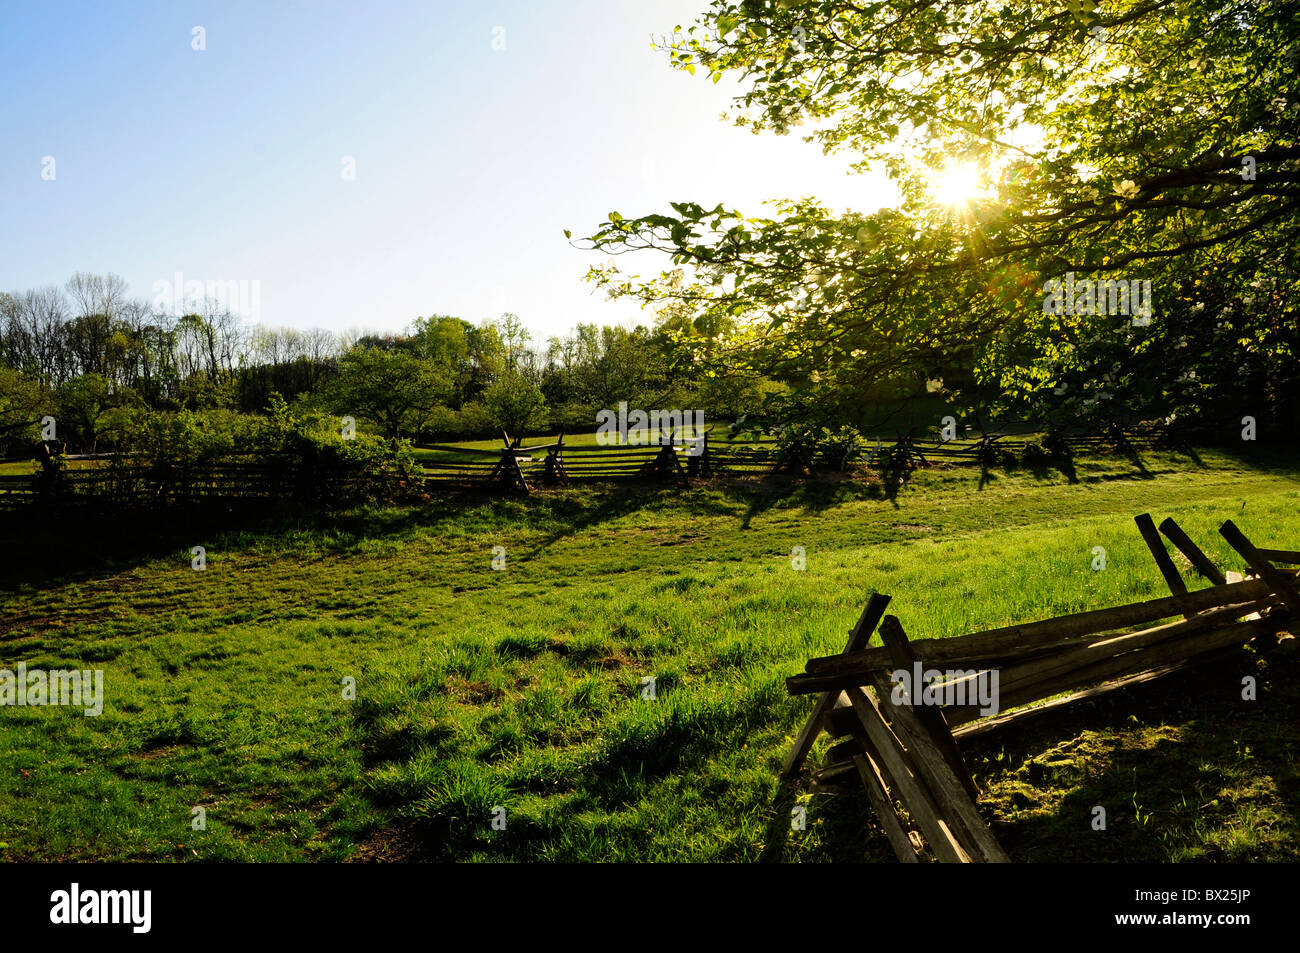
[1, 1, 895, 340]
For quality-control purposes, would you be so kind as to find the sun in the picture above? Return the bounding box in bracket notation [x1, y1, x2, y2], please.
[931, 161, 985, 207]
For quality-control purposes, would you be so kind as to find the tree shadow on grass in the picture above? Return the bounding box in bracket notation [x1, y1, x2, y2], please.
[519, 483, 686, 559]
[975, 449, 1076, 490]
[731, 472, 900, 530]
[1120, 442, 1153, 478]
[795, 648, 1300, 863]
[960, 648, 1300, 862]
[0, 503, 297, 591]
[973, 452, 1160, 493]
[0, 486, 517, 587]
[757, 778, 802, 862]
[1031, 455, 1081, 484]
[1191, 443, 1300, 473]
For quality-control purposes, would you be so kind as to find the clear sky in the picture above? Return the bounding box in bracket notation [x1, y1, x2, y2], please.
[1, 0, 897, 340]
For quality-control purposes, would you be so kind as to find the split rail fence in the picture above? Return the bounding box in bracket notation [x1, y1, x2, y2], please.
[0, 419, 1238, 509]
[412, 419, 1207, 496]
[780, 515, 1299, 862]
[0, 449, 406, 511]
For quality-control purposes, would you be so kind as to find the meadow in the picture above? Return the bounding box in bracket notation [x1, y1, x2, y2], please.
[2, 446, 1298, 862]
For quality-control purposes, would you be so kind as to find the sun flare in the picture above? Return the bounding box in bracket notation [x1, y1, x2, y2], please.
[931, 161, 984, 207]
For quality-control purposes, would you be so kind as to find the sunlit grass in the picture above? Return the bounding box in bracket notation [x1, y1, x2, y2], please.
[1, 447, 1298, 861]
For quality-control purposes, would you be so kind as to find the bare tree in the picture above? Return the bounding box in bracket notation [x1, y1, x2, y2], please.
[12, 286, 73, 385]
[304, 327, 339, 363]
[65, 272, 127, 320]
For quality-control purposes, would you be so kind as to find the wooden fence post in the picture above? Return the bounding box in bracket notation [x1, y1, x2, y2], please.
[643, 426, 689, 486]
[781, 592, 891, 778]
[875, 615, 982, 800]
[1220, 520, 1300, 614]
[543, 432, 569, 486]
[489, 432, 531, 494]
[1135, 513, 1194, 618]
[685, 428, 710, 479]
[1158, 517, 1227, 585]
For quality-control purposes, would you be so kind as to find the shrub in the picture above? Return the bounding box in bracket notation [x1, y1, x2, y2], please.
[821, 424, 864, 470]
[251, 396, 420, 505]
[66, 398, 419, 509]
[1020, 438, 1052, 467]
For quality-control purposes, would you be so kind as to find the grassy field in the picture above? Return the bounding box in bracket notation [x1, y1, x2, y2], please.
[409, 426, 758, 466]
[1, 446, 1298, 862]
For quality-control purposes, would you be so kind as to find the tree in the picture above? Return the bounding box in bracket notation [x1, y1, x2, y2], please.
[3, 287, 73, 385]
[56, 374, 114, 452]
[585, 0, 1300, 432]
[463, 323, 508, 402]
[411, 315, 475, 403]
[0, 365, 48, 451]
[66, 272, 126, 322]
[497, 312, 532, 373]
[482, 373, 549, 437]
[325, 346, 451, 439]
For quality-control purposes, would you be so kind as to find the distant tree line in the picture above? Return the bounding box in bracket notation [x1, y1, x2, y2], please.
[0, 273, 789, 457]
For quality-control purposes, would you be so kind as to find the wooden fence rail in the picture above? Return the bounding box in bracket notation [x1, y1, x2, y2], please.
[779, 515, 1297, 862]
[0, 453, 411, 510]
[408, 419, 1220, 495]
[0, 420, 1244, 509]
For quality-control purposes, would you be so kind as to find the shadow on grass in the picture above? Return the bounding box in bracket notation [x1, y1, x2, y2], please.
[352, 676, 810, 862]
[757, 777, 801, 862]
[1023, 455, 1080, 484]
[732, 472, 900, 530]
[797, 647, 1300, 863]
[0, 503, 294, 591]
[520, 483, 687, 558]
[959, 647, 1300, 861]
[6, 443, 1287, 590]
[1191, 443, 1300, 473]
[0, 488, 489, 588]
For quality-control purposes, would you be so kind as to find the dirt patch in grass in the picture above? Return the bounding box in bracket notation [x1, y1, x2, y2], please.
[134, 744, 183, 761]
[445, 676, 500, 704]
[349, 820, 425, 862]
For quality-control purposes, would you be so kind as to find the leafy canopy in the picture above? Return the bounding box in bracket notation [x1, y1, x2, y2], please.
[585, 0, 1299, 430]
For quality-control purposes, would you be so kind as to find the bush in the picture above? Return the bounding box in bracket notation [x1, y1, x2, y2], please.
[546, 400, 599, 435]
[90, 407, 249, 505]
[821, 424, 864, 470]
[768, 422, 863, 471]
[1042, 431, 1074, 460]
[251, 397, 420, 505]
[422, 405, 461, 441]
[452, 401, 493, 438]
[1020, 438, 1052, 467]
[65, 398, 419, 509]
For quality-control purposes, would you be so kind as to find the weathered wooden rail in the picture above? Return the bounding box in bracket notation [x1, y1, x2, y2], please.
[410, 420, 1215, 496]
[780, 515, 1298, 862]
[0, 419, 1239, 509]
[0, 448, 410, 510]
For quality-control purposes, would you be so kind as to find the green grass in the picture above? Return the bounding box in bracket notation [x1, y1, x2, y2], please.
[410, 426, 762, 466]
[1, 446, 1298, 861]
